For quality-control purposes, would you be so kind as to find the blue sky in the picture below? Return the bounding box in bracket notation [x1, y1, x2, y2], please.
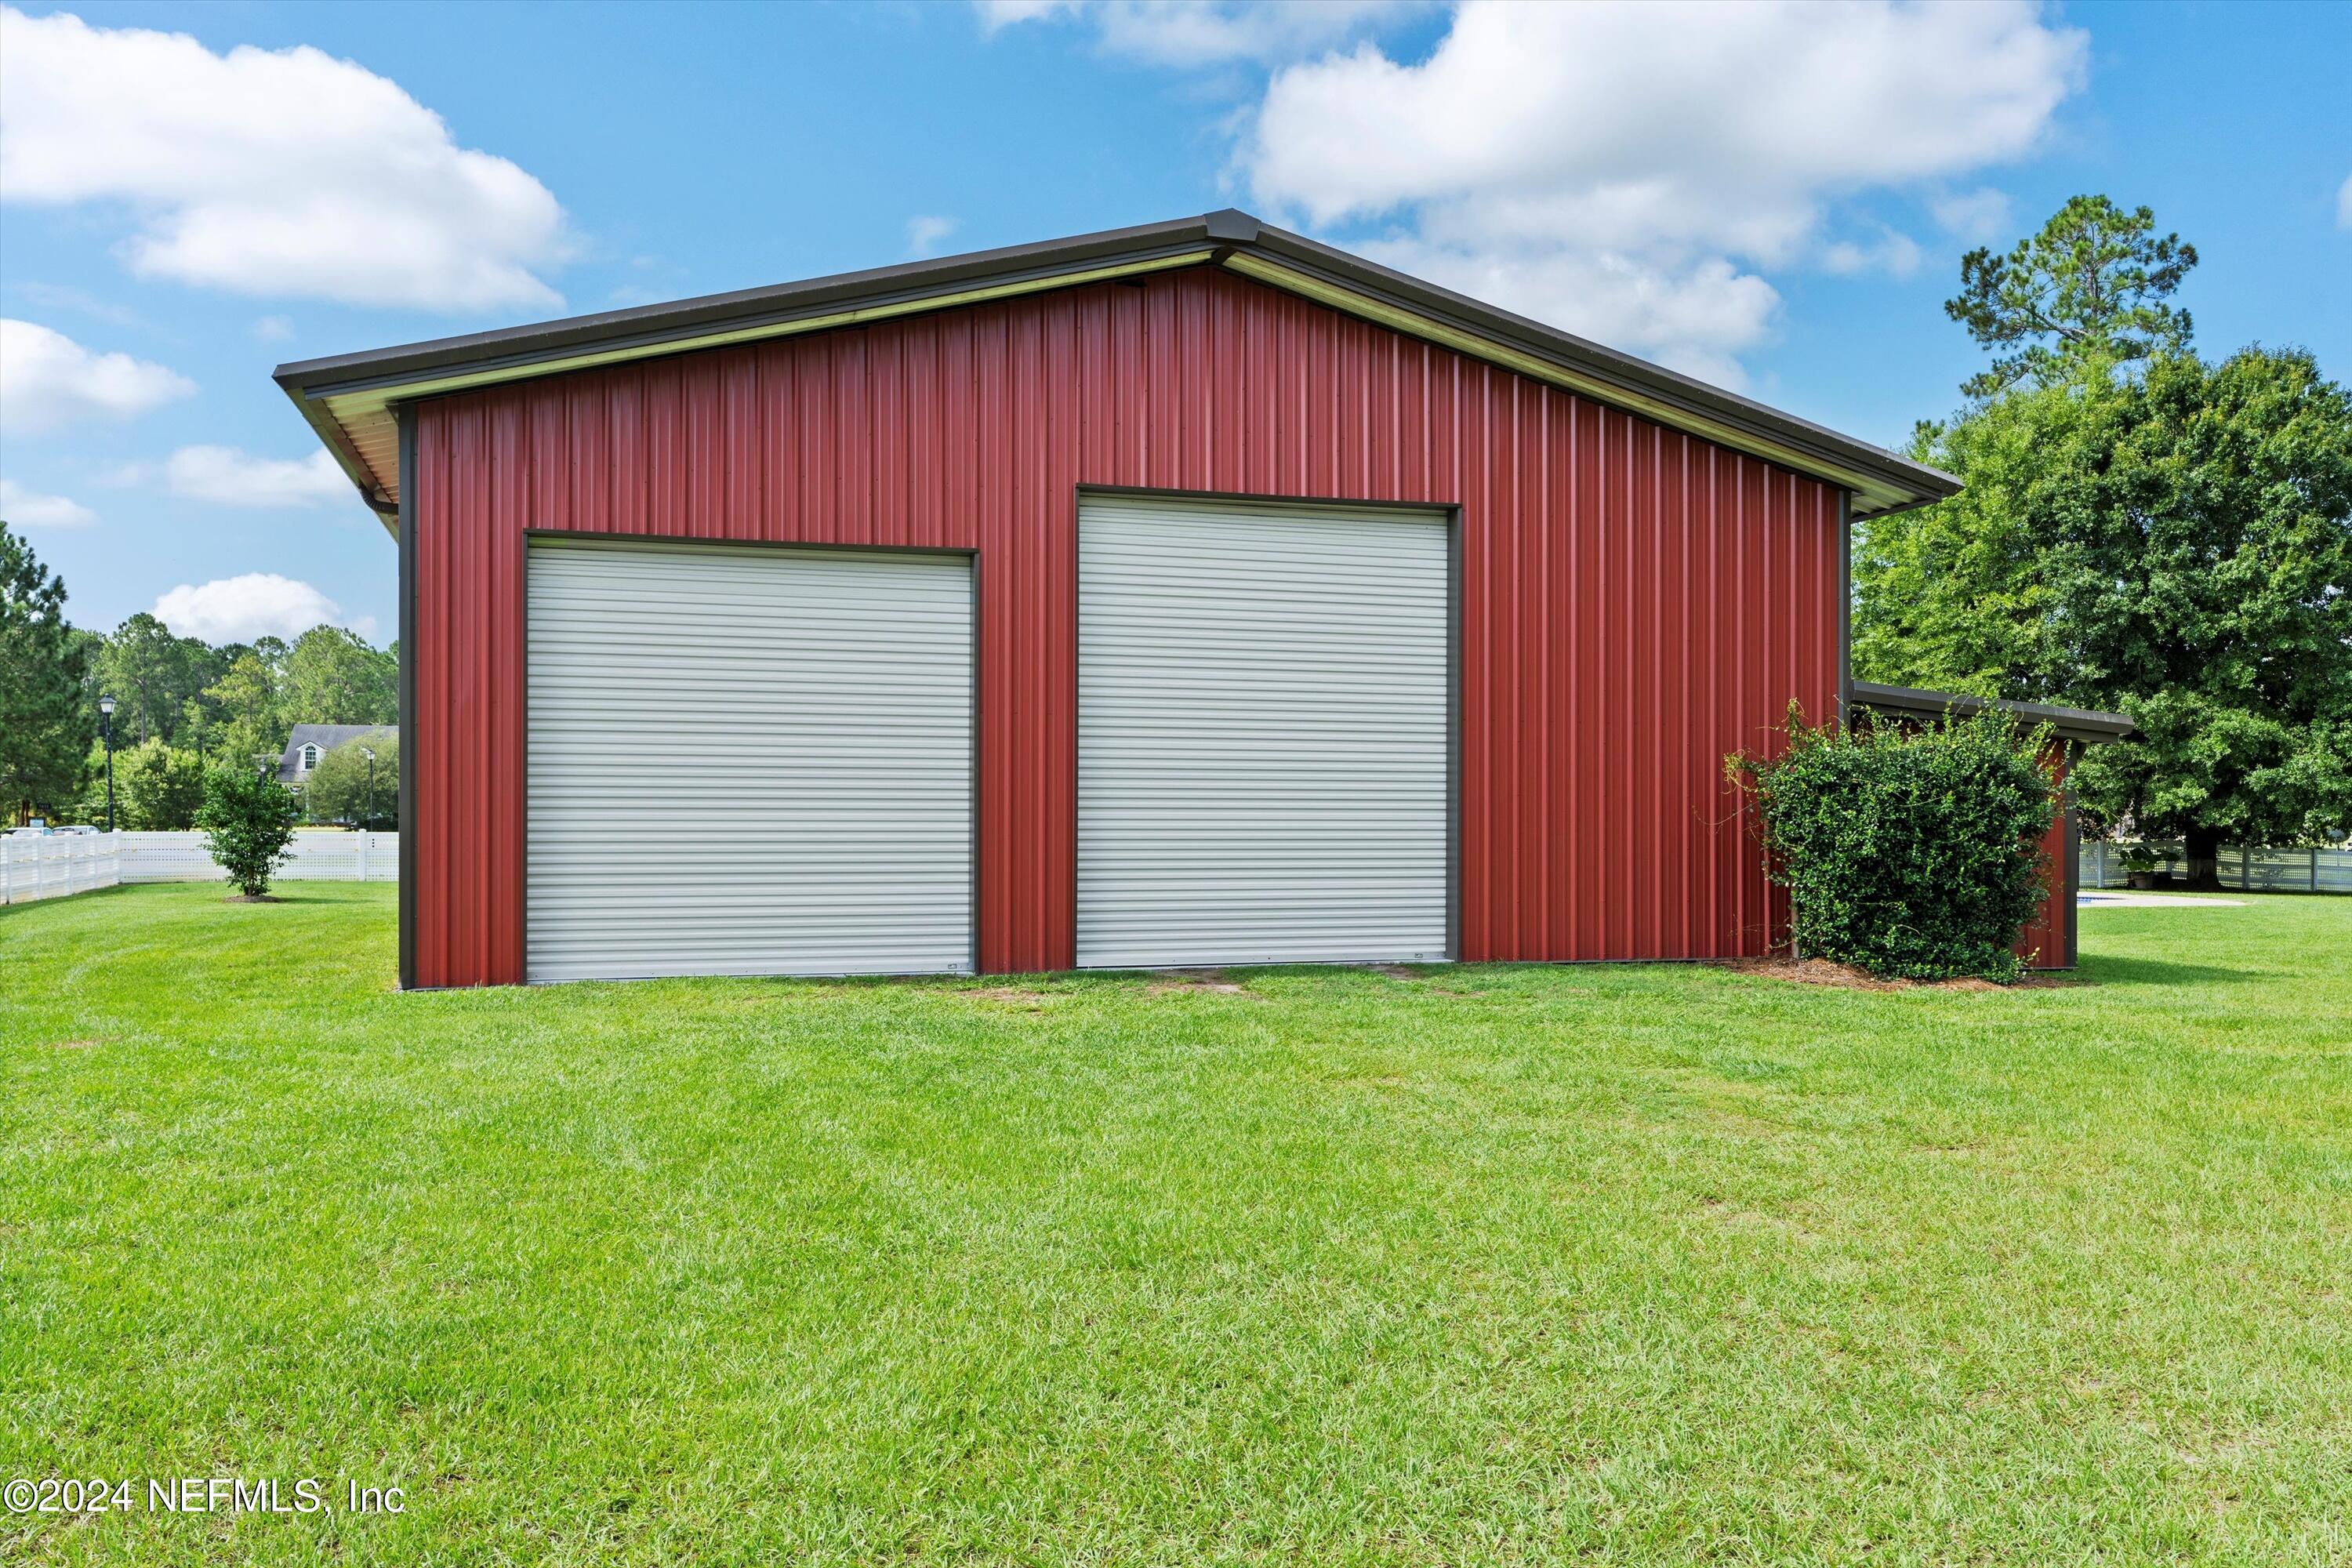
[2, 0, 2346, 644]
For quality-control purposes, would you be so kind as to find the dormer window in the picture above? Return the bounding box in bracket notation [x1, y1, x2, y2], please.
[300, 744, 321, 771]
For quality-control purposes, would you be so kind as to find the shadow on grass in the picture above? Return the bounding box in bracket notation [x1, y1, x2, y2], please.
[0, 883, 132, 916]
[2075, 953, 2256, 987]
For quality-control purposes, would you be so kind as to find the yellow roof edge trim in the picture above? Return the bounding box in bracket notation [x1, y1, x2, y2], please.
[321, 249, 1220, 423]
[1219, 252, 1910, 516]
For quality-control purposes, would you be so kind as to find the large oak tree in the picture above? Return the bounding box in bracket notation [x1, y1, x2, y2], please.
[1857, 198, 2352, 885]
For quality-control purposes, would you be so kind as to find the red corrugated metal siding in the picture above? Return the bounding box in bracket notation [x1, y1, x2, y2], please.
[407, 267, 1842, 985]
[2018, 747, 2071, 970]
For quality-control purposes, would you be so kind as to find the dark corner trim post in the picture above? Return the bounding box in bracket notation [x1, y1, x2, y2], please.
[969, 547, 982, 978]
[1836, 490, 1853, 728]
[1446, 503, 1463, 964]
[395, 405, 416, 991]
[514, 526, 529, 988]
[1066, 488, 1083, 976]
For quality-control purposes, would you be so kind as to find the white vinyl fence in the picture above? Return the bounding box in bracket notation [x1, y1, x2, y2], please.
[2, 832, 398, 905]
[120, 832, 398, 884]
[0, 833, 122, 905]
[2081, 840, 2352, 894]
[20, 828, 2343, 906]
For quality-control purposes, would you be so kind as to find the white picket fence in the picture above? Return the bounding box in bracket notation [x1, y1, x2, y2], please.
[0, 833, 122, 905]
[2080, 840, 2352, 894]
[2, 831, 398, 906]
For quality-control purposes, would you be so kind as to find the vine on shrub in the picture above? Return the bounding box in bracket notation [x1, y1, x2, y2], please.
[1726, 705, 2060, 982]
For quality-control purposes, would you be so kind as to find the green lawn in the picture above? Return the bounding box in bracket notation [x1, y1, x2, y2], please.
[3, 886, 2347, 1566]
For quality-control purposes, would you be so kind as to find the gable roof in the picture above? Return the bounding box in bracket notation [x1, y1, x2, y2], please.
[274, 209, 1960, 535]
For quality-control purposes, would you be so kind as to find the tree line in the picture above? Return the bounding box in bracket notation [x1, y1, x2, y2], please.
[0, 529, 397, 829]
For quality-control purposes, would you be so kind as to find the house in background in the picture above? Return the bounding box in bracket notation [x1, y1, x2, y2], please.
[274, 209, 2129, 989]
[278, 724, 393, 789]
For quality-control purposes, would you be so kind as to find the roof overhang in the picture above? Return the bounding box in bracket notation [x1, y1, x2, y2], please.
[1849, 680, 2135, 745]
[276, 209, 1962, 539]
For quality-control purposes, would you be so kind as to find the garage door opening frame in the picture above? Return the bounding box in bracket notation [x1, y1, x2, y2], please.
[1069, 483, 1461, 969]
[517, 528, 981, 984]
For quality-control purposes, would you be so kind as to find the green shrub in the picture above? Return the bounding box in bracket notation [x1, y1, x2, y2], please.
[196, 765, 301, 898]
[1728, 706, 2060, 981]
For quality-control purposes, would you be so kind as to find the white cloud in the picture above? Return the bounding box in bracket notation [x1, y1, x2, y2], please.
[1240, 0, 2085, 383]
[1820, 227, 1924, 279]
[0, 318, 196, 433]
[252, 314, 295, 342]
[977, 0, 1073, 28]
[2338, 172, 2351, 230]
[91, 461, 155, 489]
[0, 476, 96, 528]
[1361, 238, 1777, 389]
[978, 0, 1422, 66]
[1931, 186, 2016, 244]
[163, 446, 350, 508]
[906, 215, 960, 257]
[152, 573, 373, 643]
[0, 6, 569, 312]
[7, 281, 148, 330]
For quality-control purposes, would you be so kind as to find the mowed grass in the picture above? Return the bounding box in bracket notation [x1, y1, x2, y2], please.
[2, 887, 2348, 1566]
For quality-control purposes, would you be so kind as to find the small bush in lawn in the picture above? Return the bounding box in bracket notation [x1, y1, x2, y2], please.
[1728, 705, 2059, 981]
[197, 765, 301, 898]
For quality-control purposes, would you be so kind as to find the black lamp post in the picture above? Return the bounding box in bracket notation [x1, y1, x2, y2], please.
[97, 695, 116, 831]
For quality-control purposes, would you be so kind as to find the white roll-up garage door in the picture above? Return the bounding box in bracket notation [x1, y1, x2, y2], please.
[525, 539, 973, 982]
[1076, 494, 1451, 968]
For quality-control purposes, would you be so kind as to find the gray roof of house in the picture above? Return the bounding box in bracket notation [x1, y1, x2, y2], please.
[278, 724, 394, 783]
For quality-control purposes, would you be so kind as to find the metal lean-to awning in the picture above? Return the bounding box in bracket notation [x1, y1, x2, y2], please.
[1848, 680, 2136, 745]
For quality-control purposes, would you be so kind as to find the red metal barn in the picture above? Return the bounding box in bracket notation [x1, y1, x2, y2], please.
[274, 212, 2127, 988]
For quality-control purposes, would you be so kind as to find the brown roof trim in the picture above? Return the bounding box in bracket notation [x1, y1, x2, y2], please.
[274, 209, 1959, 518]
[1849, 680, 2135, 744]
[274, 213, 1219, 396]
